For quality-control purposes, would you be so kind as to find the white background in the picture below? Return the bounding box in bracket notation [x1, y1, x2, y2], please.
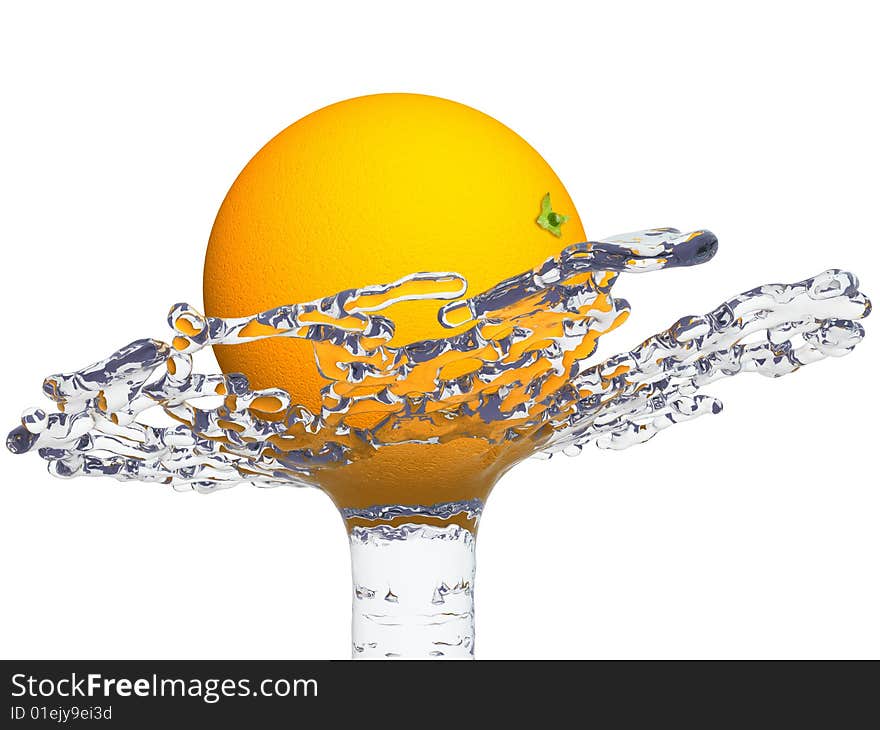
[1, 1, 877, 660]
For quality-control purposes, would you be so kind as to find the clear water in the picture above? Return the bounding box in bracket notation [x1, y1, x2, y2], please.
[349, 524, 475, 658]
[6, 227, 870, 658]
[6, 227, 870, 502]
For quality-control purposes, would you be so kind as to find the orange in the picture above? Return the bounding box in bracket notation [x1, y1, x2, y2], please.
[203, 93, 586, 413]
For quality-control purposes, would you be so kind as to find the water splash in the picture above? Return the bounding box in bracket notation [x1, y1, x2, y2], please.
[5, 228, 870, 502]
[545, 268, 870, 453]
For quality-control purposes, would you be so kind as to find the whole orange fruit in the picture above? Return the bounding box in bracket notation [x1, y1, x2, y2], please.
[203, 93, 586, 413]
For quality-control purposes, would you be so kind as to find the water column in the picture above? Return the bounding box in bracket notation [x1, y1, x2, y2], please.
[348, 522, 477, 658]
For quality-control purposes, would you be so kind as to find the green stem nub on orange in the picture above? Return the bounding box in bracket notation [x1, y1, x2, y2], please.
[536, 193, 568, 237]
